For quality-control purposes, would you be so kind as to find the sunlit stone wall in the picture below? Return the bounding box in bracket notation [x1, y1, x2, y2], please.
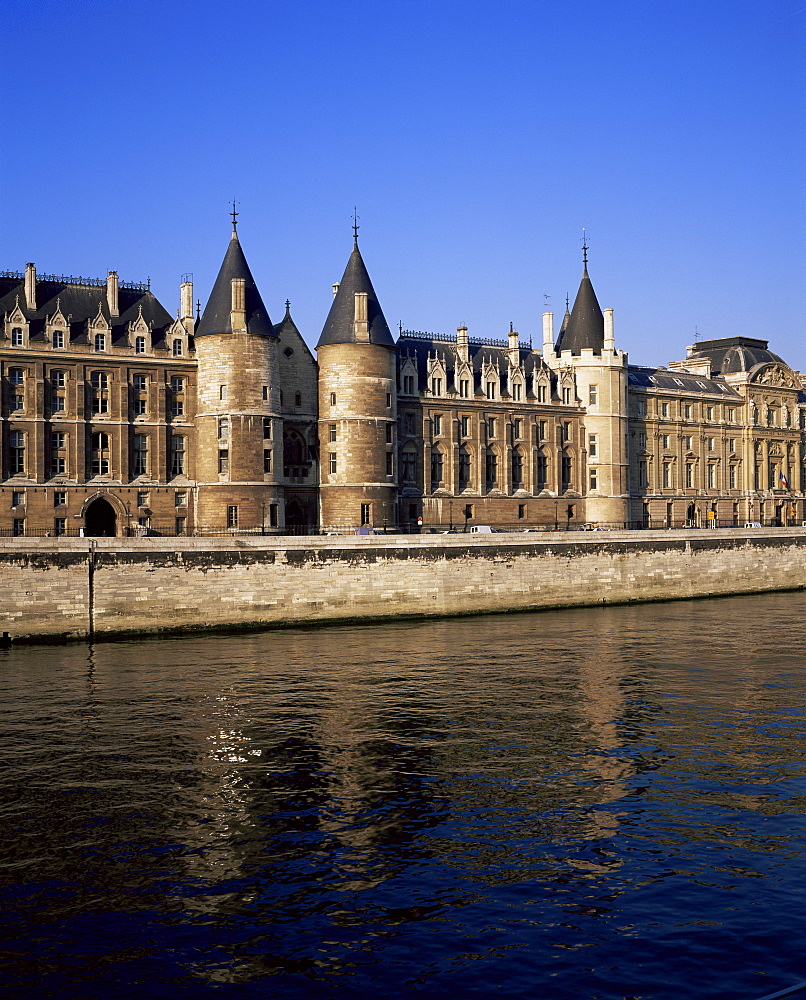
[3, 530, 806, 642]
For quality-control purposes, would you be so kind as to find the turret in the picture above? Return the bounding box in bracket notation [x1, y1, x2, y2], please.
[547, 244, 629, 526]
[316, 229, 397, 531]
[193, 212, 282, 530]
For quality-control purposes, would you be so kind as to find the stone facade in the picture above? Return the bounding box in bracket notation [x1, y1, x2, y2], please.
[3, 530, 806, 641]
[2, 230, 804, 536]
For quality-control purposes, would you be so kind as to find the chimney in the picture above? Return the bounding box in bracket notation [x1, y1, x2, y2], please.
[231, 277, 245, 313]
[456, 325, 469, 363]
[604, 308, 615, 352]
[24, 263, 36, 311]
[508, 325, 519, 364]
[353, 292, 369, 341]
[542, 312, 554, 353]
[180, 280, 193, 320]
[106, 271, 119, 317]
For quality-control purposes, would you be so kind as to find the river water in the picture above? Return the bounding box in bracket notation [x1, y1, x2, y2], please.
[1, 593, 805, 999]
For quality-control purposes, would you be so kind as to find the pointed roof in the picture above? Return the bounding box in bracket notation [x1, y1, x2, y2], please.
[555, 261, 604, 356]
[195, 228, 275, 339]
[316, 239, 395, 349]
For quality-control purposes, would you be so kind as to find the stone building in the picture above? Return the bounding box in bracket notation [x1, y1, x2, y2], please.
[2, 224, 804, 535]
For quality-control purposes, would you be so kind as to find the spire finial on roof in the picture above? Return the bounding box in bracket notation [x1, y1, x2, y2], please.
[581, 228, 589, 272]
[352, 207, 360, 246]
[285, 299, 291, 316]
[230, 200, 239, 236]
[196, 299, 201, 321]
[565, 294, 570, 312]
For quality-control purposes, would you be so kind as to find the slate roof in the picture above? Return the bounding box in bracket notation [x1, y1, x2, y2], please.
[398, 332, 547, 399]
[628, 366, 743, 397]
[0, 273, 174, 347]
[195, 230, 275, 339]
[555, 264, 604, 355]
[317, 240, 395, 348]
[683, 337, 789, 375]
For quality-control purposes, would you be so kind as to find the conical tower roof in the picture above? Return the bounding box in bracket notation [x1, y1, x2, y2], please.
[555, 259, 604, 356]
[317, 239, 395, 348]
[196, 226, 275, 339]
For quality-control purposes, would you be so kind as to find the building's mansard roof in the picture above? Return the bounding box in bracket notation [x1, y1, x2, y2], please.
[317, 241, 395, 349]
[628, 366, 743, 397]
[195, 230, 275, 339]
[684, 337, 789, 376]
[555, 264, 604, 356]
[0, 273, 174, 348]
[398, 331, 549, 399]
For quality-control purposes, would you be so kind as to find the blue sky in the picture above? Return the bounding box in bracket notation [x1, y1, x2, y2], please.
[2, 0, 804, 367]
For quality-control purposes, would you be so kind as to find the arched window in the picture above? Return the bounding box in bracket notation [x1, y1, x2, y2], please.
[536, 450, 548, 491]
[131, 434, 147, 476]
[561, 451, 573, 492]
[458, 446, 471, 487]
[511, 446, 523, 488]
[283, 432, 306, 466]
[430, 446, 443, 489]
[485, 447, 497, 487]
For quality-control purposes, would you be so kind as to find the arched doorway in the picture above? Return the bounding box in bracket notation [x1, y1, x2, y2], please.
[85, 497, 117, 537]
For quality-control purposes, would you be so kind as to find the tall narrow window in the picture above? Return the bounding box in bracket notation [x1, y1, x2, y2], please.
[588, 434, 597, 457]
[460, 415, 470, 436]
[537, 383, 547, 404]
[10, 431, 25, 475]
[130, 434, 146, 476]
[512, 382, 522, 401]
[561, 453, 572, 491]
[263, 418, 272, 439]
[173, 338, 183, 357]
[458, 447, 470, 485]
[135, 336, 146, 354]
[459, 379, 469, 398]
[51, 432, 66, 476]
[536, 452, 547, 490]
[170, 435, 185, 476]
[218, 450, 229, 474]
[361, 503, 371, 525]
[329, 453, 337, 474]
[589, 385, 598, 406]
[94, 432, 112, 476]
[52, 330, 64, 349]
[431, 447, 443, 487]
[330, 392, 336, 406]
[227, 506, 238, 528]
[94, 333, 106, 351]
[431, 377, 442, 396]
[264, 449, 272, 473]
[219, 385, 228, 400]
[511, 448, 523, 486]
[218, 418, 229, 440]
[403, 376, 415, 395]
[11, 328, 24, 346]
[486, 381, 496, 400]
[485, 448, 497, 486]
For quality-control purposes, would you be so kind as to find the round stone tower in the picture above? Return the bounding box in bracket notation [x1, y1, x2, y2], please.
[547, 249, 629, 526]
[193, 219, 283, 530]
[316, 235, 397, 532]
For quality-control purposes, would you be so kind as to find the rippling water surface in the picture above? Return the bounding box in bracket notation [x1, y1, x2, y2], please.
[1, 593, 805, 999]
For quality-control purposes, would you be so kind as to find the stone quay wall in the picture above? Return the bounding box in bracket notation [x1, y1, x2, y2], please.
[2, 529, 805, 643]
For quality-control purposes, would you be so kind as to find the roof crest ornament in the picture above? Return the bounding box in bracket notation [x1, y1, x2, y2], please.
[231, 200, 239, 236]
[581, 228, 589, 272]
[352, 207, 359, 246]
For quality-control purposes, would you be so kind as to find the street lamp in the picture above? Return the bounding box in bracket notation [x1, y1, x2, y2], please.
[554, 499, 559, 531]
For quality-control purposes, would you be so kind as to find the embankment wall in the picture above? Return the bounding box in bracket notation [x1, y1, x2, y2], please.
[2, 529, 805, 643]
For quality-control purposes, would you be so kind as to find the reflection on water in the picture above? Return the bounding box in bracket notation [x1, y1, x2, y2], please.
[1, 593, 805, 999]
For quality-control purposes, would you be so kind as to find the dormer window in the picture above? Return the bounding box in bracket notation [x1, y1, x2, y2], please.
[172, 338, 183, 357]
[486, 381, 496, 400]
[431, 377, 442, 396]
[135, 336, 146, 354]
[52, 330, 65, 349]
[11, 328, 23, 347]
[94, 333, 106, 352]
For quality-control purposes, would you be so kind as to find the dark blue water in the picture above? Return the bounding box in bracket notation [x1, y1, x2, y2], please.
[1, 593, 805, 999]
